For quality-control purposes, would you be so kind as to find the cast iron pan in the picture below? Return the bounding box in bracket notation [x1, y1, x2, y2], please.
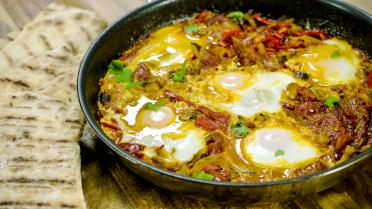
[78, 0, 372, 204]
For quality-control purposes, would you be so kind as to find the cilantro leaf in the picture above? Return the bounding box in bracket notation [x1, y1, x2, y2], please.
[331, 50, 341, 59]
[325, 96, 339, 108]
[274, 149, 285, 157]
[146, 102, 163, 111]
[116, 67, 133, 83]
[227, 11, 244, 22]
[107, 60, 133, 83]
[231, 120, 249, 138]
[125, 81, 143, 89]
[184, 24, 200, 35]
[108, 59, 124, 71]
[171, 62, 187, 82]
[192, 172, 214, 180]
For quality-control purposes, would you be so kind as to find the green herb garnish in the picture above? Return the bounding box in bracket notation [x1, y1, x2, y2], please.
[325, 96, 339, 108]
[125, 81, 143, 89]
[184, 24, 200, 35]
[108, 59, 124, 71]
[107, 60, 144, 90]
[146, 102, 163, 111]
[227, 11, 244, 22]
[171, 62, 187, 82]
[192, 172, 214, 180]
[331, 50, 341, 59]
[115, 67, 132, 83]
[107, 60, 133, 83]
[274, 149, 285, 157]
[231, 120, 249, 138]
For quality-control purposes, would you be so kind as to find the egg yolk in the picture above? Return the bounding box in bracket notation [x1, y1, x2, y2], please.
[139, 106, 176, 128]
[214, 72, 249, 90]
[128, 24, 207, 70]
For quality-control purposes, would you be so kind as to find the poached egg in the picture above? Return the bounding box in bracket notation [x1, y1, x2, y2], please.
[286, 38, 360, 85]
[240, 127, 319, 168]
[212, 71, 295, 117]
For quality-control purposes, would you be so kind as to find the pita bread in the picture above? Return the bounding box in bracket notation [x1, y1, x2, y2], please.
[0, 31, 19, 49]
[0, 3, 72, 50]
[0, 2, 106, 69]
[0, 46, 77, 92]
[38, 71, 79, 104]
[0, 2, 69, 50]
[0, 91, 83, 141]
[0, 92, 85, 209]
[0, 2, 106, 208]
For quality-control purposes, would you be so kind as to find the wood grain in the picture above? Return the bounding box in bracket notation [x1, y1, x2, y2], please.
[0, 0, 371, 208]
[87, 139, 372, 209]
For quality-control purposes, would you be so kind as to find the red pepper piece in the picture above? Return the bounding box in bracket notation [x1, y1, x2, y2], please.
[367, 71, 372, 87]
[294, 31, 330, 40]
[253, 15, 273, 25]
[101, 121, 121, 130]
[195, 115, 227, 132]
[120, 143, 145, 158]
[195, 10, 208, 23]
[220, 30, 243, 47]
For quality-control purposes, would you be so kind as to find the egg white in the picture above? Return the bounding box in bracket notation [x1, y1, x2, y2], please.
[162, 128, 205, 162]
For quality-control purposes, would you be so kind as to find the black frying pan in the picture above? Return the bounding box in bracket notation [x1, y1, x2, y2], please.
[78, 0, 372, 204]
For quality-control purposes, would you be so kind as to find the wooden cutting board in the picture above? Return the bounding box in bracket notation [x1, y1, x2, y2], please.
[1, 0, 371, 208]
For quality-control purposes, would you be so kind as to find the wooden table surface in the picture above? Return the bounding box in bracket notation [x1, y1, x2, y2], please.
[1, 0, 372, 208]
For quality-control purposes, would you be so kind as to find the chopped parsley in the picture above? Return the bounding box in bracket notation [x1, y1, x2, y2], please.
[108, 59, 124, 71]
[325, 96, 339, 108]
[191, 171, 214, 180]
[231, 120, 249, 138]
[274, 149, 285, 157]
[184, 24, 200, 35]
[171, 62, 187, 82]
[331, 50, 341, 59]
[125, 81, 143, 89]
[107, 59, 145, 90]
[146, 102, 163, 111]
[227, 11, 244, 22]
[107, 60, 133, 83]
[116, 67, 133, 83]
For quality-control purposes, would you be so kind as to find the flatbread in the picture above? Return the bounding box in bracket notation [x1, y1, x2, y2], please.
[38, 71, 79, 104]
[0, 2, 106, 208]
[0, 2, 106, 69]
[0, 2, 105, 95]
[0, 46, 78, 92]
[0, 92, 85, 209]
[0, 31, 19, 49]
[0, 91, 83, 141]
[0, 2, 69, 49]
